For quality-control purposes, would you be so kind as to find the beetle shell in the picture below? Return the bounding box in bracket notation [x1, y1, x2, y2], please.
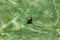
[27, 17, 32, 24]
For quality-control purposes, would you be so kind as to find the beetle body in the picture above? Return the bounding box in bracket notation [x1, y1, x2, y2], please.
[27, 17, 32, 24]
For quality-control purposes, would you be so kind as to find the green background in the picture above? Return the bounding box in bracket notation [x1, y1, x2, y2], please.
[0, 0, 60, 40]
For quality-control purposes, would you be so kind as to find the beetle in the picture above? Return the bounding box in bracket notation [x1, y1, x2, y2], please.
[27, 17, 32, 24]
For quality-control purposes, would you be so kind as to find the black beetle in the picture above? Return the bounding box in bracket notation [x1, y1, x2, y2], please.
[27, 17, 32, 24]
